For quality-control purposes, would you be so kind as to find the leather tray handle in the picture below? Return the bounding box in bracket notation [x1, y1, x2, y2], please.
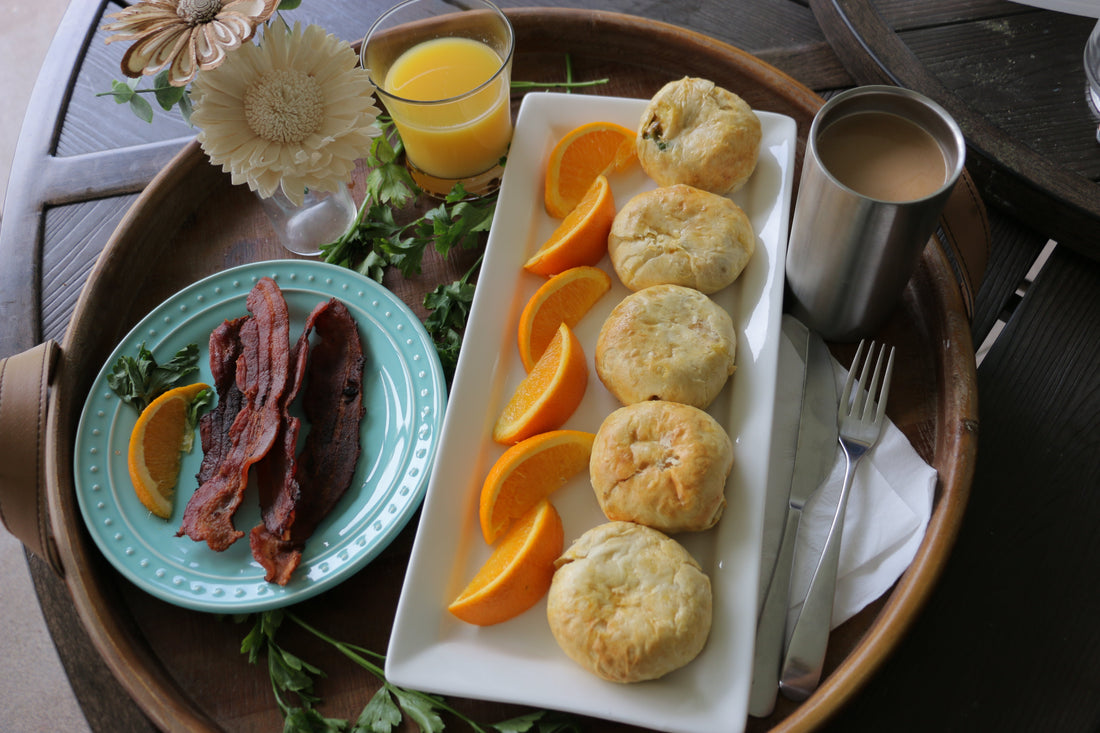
[934, 168, 991, 322]
[0, 340, 63, 575]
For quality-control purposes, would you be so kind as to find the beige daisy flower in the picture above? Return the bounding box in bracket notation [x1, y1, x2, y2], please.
[103, 0, 279, 87]
[190, 21, 382, 205]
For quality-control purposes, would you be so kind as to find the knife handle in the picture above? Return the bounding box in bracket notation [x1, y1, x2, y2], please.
[779, 447, 857, 701]
[748, 505, 804, 716]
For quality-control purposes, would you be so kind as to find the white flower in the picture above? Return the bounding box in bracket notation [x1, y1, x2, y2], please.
[190, 21, 382, 205]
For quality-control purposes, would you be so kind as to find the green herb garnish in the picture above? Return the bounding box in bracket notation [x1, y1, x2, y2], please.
[240, 610, 581, 733]
[106, 342, 200, 412]
[423, 254, 481, 378]
[182, 388, 215, 453]
[320, 117, 495, 382]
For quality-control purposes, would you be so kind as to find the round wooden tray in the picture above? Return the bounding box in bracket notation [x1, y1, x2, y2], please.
[42, 9, 977, 732]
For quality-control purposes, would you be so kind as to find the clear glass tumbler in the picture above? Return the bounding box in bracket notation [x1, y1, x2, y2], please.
[362, 0, 514, 198]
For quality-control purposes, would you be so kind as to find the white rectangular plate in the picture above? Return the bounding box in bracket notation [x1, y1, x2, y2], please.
[386, 92, 797, 733]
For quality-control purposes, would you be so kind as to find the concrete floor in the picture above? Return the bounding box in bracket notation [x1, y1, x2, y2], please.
[1, 2, 96, 731]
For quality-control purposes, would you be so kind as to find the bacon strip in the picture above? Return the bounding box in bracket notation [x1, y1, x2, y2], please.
[196, 317, 246, 486]
[178, 277, 291, 551]
[250, 298, 365, 584]
[254, 317, 311, 538]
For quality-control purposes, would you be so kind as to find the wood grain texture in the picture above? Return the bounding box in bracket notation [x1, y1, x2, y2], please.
[873, 0, 1032, 28]
[900, 12, 1098, 179]
[41, 195, 137, 343]
[56, 4, 194, 157]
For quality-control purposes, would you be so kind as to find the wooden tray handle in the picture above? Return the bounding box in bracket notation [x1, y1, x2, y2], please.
[0, 340, 63, 575]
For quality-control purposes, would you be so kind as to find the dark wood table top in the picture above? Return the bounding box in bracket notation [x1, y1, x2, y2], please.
[2, 1, 1098, 732]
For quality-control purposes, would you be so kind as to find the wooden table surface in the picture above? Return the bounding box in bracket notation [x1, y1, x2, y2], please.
[2, 1, 1098, 731]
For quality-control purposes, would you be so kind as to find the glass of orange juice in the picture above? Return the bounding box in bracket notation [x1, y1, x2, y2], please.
[362, 0, 514, 197]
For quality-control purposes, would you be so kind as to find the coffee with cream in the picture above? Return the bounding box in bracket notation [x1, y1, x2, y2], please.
[785, 85, 966, 341]
[816, 111, 947, 202]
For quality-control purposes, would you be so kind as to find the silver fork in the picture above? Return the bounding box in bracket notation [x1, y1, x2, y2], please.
[778, 340, 895, 701]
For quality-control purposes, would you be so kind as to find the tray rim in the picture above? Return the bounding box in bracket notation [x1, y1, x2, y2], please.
[40, 8, 978, 733]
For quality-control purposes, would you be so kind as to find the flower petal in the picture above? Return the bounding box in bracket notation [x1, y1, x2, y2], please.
[222, 0, 280, 24]
[193, 22, 383, 198]
[167, 36, 200, 86]
[102, 2, 182, 39]
[119, 25, 189, 78]
[193, 25, 230, 68]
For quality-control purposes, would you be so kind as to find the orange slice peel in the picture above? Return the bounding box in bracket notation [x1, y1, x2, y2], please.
[480, 429, 595, 544]
[544, 120, 636, 218]
[525, 174, 615, 277]
[448, 499, 564, 626]
[492, 322, 587, 445]
[518, 265, 611, 372]
[127, 381, 211, 519]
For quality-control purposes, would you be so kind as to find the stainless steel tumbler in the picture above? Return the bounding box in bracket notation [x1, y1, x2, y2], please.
[785, 85, 966, 341]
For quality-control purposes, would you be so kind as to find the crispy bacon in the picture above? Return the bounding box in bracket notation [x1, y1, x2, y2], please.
[196, 317, 246, 486]
[254, 316, 311, 538]
[178, 277, 291, 551]
[250, 298, 365, 584]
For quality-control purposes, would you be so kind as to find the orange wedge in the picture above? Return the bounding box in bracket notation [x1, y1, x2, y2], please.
[448, 499, 564, 626]
[518, 265, 611, 372]
[480, 429, 595, 544]
[492, 323, 587, 445]
[544, 120, 636, 218]
[127, 382, 210, 519]
[525, 175, 615, 277]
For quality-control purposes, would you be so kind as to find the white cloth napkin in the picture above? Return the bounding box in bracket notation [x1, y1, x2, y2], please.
[758, 318, 938, 632]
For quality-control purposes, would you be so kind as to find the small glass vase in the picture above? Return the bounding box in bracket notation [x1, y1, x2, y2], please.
[259, 183, 357, 256]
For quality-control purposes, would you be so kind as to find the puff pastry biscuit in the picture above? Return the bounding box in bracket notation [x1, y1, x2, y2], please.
[590, 400, 732, 533]
[608, 184, 755, 294]
[636, 77, 761, 195]
[547, 521, 712, 682]
[595, 284, 736, 409]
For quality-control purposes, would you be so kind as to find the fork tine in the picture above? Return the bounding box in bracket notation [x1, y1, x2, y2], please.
[874, 346, 896, 423]
[840, 340, 865, 417]
[853, 340, 876, 417]
[861, 343, 888, 421]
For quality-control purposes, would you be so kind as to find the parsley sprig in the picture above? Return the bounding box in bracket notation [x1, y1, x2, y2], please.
[241, 610, 581, 733]
[107, 342, 200, 411]
[319, 117, 496, 380]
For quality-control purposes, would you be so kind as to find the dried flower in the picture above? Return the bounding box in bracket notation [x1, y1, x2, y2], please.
[190, 21, 381, 205]
[103, 0, 280, 87]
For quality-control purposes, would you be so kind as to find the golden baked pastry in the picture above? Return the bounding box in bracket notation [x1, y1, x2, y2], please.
[608, 184, 755, 294]
[636, 77, 762, 194]
[595, 284, 736, 409]
[590, 400, 732, 532]
[547, 521, 712, 683]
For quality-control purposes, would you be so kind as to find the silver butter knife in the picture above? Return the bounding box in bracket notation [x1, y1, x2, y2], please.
[748, 321, 838, 717]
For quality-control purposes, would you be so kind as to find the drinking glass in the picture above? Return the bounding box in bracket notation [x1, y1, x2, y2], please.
[362, 0, 514, 197]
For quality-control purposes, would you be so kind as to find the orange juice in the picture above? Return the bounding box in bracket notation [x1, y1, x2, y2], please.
[383, 37, 512, 179]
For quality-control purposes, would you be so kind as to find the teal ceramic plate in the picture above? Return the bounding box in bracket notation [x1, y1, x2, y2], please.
[74, 260, 446, 613]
